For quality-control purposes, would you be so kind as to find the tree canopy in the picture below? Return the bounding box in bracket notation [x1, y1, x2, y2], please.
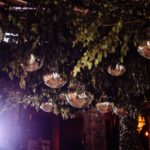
[0, 0, 150, 118]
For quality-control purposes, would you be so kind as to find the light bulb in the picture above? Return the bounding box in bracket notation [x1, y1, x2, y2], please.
[145, 131, 149, 137]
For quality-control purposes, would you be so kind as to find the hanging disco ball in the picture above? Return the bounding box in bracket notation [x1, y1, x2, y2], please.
[43, 72, 67, 89]
[107, 64, 126, 76]
[113, 106, 128, 116]
[138, 40, 150, 59]
[96, 102, 114, 113]
[21, 54, 44, 72]
[66, 91, 93, 108]
[40, 102, 54, 113]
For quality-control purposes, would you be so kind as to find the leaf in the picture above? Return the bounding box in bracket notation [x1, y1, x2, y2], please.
[19, 77, 26, 89]
[120, 56, 124, 63]
[8, 72, 14, 80]
[87, 62, 92, 70]
[103, 51, 107, 58]
[72, 66, 80, 77]
[94, 59, 99, 67]
[101, 44, 108, 50]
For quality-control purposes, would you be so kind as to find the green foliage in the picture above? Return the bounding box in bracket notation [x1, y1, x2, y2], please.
[0, 0, 150, 119]
[73, 21, 124, 76]
[0, 2, 150, 149]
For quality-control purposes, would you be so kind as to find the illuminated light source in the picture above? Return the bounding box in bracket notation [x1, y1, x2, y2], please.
[137, 114, 145, 133]
[12, 7, 36, 10]
[138, 40, 150, 59]
[43, 72, 67, 89]
[21, 54, 44, 72]
[66, 91, 93, 108]
[107, 64, 126, 76]
[3, 32, 19, 43]
[96, 102, 114, 113]
[4, 32, 18, 37]
[145, 131, 149, 137]
[40, 102, 54, 113]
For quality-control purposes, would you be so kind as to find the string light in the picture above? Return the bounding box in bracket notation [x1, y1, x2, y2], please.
[145, 131, 149, 137]
[137, 114, 145, 133]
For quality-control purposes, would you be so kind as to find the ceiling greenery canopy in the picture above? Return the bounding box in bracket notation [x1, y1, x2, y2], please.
[0, 0, 150, 119]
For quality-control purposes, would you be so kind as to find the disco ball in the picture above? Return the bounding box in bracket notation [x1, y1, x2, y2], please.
[107, 64, 126, 76]
[43, 72, 67, 88]
[113, 106, 127, 116]
[138, 40, 150, 59]
[40, 102, 54, 113]
[21, 54, 44, 72]
[96, 102, 114, 113]
[66, 91, 93, 108]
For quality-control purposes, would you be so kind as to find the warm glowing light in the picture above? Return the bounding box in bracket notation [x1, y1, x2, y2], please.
[137, 114, 145, 133]
[145, 131, 149, 137]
